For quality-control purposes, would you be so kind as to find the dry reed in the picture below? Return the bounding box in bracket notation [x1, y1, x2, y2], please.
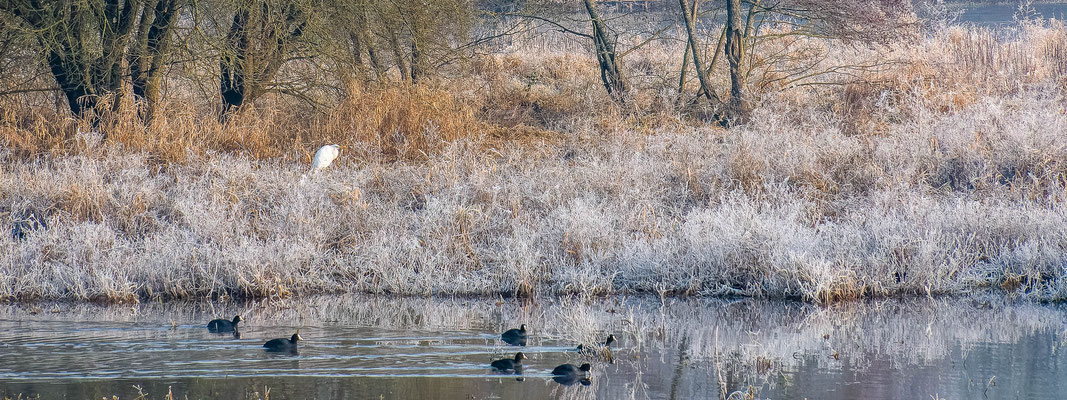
[1, 22, 1066, 303]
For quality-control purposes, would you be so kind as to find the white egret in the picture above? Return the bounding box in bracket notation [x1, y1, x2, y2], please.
[311, 144, 340, 171]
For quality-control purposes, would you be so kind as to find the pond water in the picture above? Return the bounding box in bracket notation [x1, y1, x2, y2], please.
[0, 296, 1065, 400]
[954, 2, 1067, 25]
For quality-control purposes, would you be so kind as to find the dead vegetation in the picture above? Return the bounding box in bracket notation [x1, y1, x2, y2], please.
[1, 11, 1067, 303]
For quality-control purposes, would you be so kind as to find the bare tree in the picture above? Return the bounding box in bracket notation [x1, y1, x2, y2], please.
[372, 0, 475, 84]
[584, 0, 627, 102]
[502, 0, 641, 104]
[677, 0, 914, 124]
[130, 0, 181, 121]
[218, 0, 308, 118]
[678, 0, 719, 105]
[724, 0, 745, 122]
[207, 0, 479, 116]
[0, 0, 184, 120]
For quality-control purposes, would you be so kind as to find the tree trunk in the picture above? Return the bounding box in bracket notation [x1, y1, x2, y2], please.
[131, 0, 179, 121]
[350, 2, 384, 82]
[725, 0, 747, 123]
[3, 0, 178, 122]
[583, 0, 627, 103]
[387, 28, 410, 83]
[675, 1, 696, 105]
[410, 38, 421, 83]
[7, 1, 136, 119]
[675, 30, 690, 107]
[44, 48, 96, 118]
[363, 29, 385, 81]
[218, 1, 307, 120]
[408, 3, 423, 84]
[349, 31, 367, 80]
[678, 0, 718, 103]
[130, 2, 157, 103]
[357, 6, 384, 81]
[98, 0, 141, 112]
[219, 8, 251, 119]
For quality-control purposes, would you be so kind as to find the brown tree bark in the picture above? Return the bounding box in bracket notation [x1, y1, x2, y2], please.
[387, 27, 410, 83]
[130, 0, 180, 121]
[678, 0, 719, 104]
[3, 0, 153, 119]
[583, 0, 627, 103]
[219, 7, 251, 118]
[675, 2, 693, 106]
[410, 38, 421, 83]
[219, 1, 308, 119]
[725, 0, 748, 123]
[408, 2, 423, 84]
[99, 0, 142, 112]
[349, 1, 384, 81]
[363, 29, 385, 81]
[349, 31, 367, 80]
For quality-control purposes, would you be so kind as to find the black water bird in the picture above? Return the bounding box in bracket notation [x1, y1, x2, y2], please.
[490, 352, 527, 373]
[264, 331, 303, 353]
[576, 334, 616, 354]
[501, 324, 527, 346]
[207, 315, 242, 332]
[551, 363, 592, 386]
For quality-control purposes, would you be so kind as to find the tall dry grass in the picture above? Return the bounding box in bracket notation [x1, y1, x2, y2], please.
[0, 84, 486, 164]
[1, 21, 1066, 303]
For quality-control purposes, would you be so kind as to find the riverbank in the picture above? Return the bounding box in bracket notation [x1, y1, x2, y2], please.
[2, 23, 1065, 303]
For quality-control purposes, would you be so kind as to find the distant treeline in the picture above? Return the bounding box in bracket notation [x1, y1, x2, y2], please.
[0, 0, 915, 125]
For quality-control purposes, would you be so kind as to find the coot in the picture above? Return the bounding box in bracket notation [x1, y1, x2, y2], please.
[207, 315, 242, 333]
[551, 363, 592, 386]
[264, 331, 303, 353]
[490, 352, 527, 373]
[501, 324, 527, 346]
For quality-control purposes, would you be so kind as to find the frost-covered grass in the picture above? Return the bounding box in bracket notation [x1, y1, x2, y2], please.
[2, 87, 1064, 302]
[1, 24, 1066, 303]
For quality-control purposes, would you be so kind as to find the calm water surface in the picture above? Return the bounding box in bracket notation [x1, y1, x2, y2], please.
[0, 296, 1065, 399]
[955, 2, 1067, 25]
